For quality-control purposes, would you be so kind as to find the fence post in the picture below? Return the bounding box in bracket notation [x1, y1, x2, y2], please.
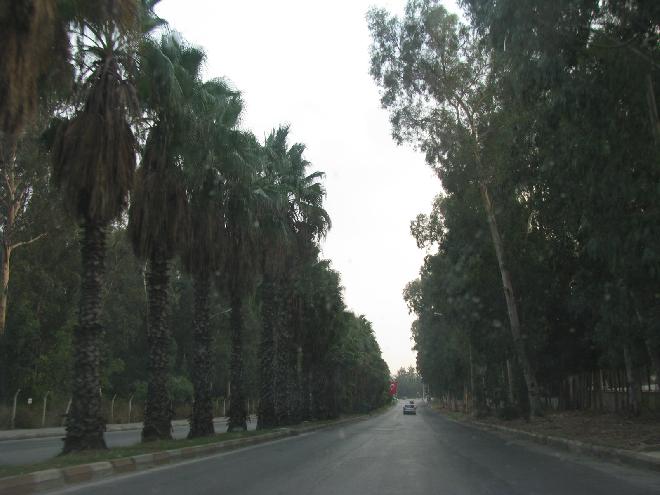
[613, 370, 620, 411]
[110, 394, 117, 424]
[128, 394, 134, 423]
[41, 391, 51, 427]
[11, 389, 21, 429]
[62, 397, 72, 426]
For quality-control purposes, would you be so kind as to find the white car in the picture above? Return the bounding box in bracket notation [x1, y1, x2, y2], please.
[403, 402, 416, 415]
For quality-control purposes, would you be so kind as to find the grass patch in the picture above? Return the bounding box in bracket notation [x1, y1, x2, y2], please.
[0, 429, 267, 479]
[369, 403, 396, 416]
[431, 405, 468, 421]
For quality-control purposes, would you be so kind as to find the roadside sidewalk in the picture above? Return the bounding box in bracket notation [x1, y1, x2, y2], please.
[432, 408, 660, 472]
[0, 418, 231, 442]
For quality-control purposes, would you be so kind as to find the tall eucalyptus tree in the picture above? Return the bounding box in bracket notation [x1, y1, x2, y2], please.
[465, 0, 660, 415]
[0, 1, 107, 337]
[367, 0, 543, 415]
[0, 1, 72, 336]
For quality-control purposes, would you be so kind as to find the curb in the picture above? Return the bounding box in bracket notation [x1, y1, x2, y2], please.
[0, 414, 372, 494]
[435, 410, 660, 473]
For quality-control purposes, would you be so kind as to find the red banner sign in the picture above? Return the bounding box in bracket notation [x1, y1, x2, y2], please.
[389, 381, 398, 396]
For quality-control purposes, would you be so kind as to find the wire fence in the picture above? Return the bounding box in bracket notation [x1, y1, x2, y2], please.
[0, 393, 258, 429]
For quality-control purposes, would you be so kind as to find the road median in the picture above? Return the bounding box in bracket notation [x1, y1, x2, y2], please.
[0, 413, 376, 494]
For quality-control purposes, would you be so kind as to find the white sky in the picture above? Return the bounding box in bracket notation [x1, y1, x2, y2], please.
[156, 0, 461, 373]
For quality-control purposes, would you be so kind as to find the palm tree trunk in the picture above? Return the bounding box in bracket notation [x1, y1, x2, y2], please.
[228, 291, 247, 432]
[257, 275, 277, 429]
[306, 368, 313, 420]
[291, 295, 304, 424]
[479, 183, 543, 417]
[275, 293, 295, 425]
[294, 344, 304, 423]
[189, 272, 214, 437]
[63, 222, 107, 453]
[142, 252, 172, 441]
[275, 332, 292, 425]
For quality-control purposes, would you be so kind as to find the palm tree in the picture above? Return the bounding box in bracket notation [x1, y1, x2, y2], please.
[1, 1, 141, 136]
[51, 1, 143, 453]
[256, 127, 330, 428]
[283, 140, 330, 425]
[0, 0, 115, 336]
[255, 130, 292, 430]
[300, 260, 344, 419]
[128, 34, 203, 441]
[183, 79, 244, 438]
[224, 133, 264, 433]
[186, 177, 223, 438]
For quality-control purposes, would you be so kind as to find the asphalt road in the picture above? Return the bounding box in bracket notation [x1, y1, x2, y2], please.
[47, 402, 660, 495]
[0, 419, 254, 465]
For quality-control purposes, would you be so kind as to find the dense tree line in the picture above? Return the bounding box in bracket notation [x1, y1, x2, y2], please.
[393, 366, 422, 399]
[0, 0, 389, 452]
[368, 0, 659, 417]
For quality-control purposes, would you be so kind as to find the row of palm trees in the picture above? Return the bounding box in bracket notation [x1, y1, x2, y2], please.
[1, 1, 332, 451]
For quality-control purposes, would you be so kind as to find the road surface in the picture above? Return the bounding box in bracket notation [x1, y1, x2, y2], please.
[0, 419, 254, 466]
[45, 402, 660, 495]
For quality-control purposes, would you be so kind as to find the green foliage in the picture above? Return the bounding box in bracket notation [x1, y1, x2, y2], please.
[335, 313, 390, 414]
[0, 2, 392, 442]
[374, 0, 660, 416]
[162, 375, 193, 403]
[394, 366, 422, 398]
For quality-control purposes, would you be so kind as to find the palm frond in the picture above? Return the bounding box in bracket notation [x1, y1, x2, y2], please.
[52, 56, 136, 224]
[128, 123, 190, 259]
[0, 0, 58, 135]
[72, 0, 140, 33]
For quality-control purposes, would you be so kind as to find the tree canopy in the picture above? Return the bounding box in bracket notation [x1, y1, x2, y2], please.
[0, 1, 390, 446]
[370, 0, 660, 417]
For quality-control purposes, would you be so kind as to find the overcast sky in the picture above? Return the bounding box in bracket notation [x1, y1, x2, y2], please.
[156, 0, 461, 373]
